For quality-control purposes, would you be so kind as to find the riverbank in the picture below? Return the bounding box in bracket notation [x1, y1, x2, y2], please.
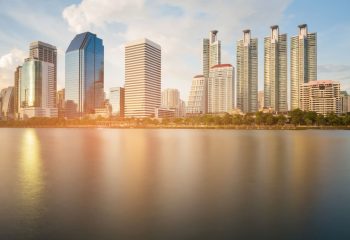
[1, 124, 350, 130]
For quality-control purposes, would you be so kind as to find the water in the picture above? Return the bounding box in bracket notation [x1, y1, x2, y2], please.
[0, 129, 350, 239]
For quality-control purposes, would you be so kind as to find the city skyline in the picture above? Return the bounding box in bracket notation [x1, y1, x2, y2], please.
[0, 0, 349, 102]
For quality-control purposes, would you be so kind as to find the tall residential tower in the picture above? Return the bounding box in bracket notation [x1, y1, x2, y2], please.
[203, 30, 221, 113]
[208, 64, 234, 113]
[236, 30, 258, 113]
[290, 24, 317, 110]
[65, 32, 104, 118]
[264, 25, 288, 112]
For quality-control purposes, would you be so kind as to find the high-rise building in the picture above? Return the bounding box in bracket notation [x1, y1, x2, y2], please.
[161, 89, 180, 108]
[14, 66, 22, 117]
[57, 88, 65, 118]
[237, 30, 258, 113]
[203, 30, 221, 113]
[340, 91, 350, 114]
[0, 87, 14, 120]
[161, 88, 185, 117]
[203, 30, 221, 79]
[20, 58, 57, 118]
[264, 26, 288, 112]
[29, 41, 57, 105]
[291, 24, 317, 110]
[125, 38, 161, 118]
[186, 75, 206, 115]
[65, 32, 104, 118]
[258, 91, 264, 111]
[57, 89, 65, 109]
[300, 80, 340, 115]
[208, 64, 234, 113]
[110, 87, 125, 117]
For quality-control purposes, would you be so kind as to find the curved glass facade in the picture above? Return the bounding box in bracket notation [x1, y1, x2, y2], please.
[65, 32, 104, 118]
[21, 60, 42, 108]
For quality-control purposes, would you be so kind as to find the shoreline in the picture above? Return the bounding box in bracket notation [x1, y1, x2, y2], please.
[1, 125, 350, 130]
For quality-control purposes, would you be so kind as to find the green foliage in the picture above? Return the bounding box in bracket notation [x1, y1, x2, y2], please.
[0, 110, 349, 128]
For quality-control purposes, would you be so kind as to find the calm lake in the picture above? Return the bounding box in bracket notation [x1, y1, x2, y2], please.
[0, 128, 350, 239]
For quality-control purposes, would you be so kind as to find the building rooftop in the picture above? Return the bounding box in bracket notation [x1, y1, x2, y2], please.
[66, 32, 97, 53]
[306, 80, 340, 85]
[211, 64, 232, 69]
[194, 75, 204, 78]
[30, 41, 57, 50]
[125, 38, 161, 50]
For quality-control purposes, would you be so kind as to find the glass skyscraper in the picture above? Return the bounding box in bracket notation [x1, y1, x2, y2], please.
[65, 32, 104, 118]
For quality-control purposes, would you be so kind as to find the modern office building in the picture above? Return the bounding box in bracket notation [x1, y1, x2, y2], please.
[57, 89, 65, 109]
[208, 64, 234, 113]
[20, 58, 57, 118]
[29, 41, 57, 106]
[300, 80, 340, 115]
[57, 88, 65, 118]
[340, 91, 350, 114]
[236, 29, 258, 113]
[14, 66, 22, 117]
[291, 24, 317, 110]
[264, 25, 288, 112]
[203, 30, 221, 113]
[124, 38, 161, 118]
[186, 75, 206, 115]
[0, 87, 14, 120]
[65, 32, 104, 118]
[110, 87, 125, 117]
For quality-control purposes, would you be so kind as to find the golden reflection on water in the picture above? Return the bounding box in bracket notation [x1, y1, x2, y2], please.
[19, 129, 43, 219]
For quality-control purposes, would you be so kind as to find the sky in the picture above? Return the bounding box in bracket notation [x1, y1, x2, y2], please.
[0, 0, 350, 101]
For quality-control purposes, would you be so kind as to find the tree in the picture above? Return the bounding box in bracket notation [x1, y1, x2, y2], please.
[290, 109, 304, 126]
[277, 115, 287, 125]
[223, 113, 232, 125]
[304, 111, 317, 125]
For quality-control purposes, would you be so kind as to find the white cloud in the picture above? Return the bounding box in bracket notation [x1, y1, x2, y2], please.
[0, 49, 26, 89]
[62, 0, 144, 33]
[62, 0, 293, 100]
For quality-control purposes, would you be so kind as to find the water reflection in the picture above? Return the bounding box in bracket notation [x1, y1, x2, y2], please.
[0, 129, 349, 239]
[19, 129, 44, 230]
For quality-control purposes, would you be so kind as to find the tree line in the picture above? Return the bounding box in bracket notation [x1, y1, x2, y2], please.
[0, 109, 349, 127]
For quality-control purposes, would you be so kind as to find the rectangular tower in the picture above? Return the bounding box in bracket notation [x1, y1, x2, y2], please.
[125, 39, 161, 118]
[290, 24, 317, 110]
[110, 87, 125, 117]
[236, 30, 258, 113]
[29, 41, 57, 105]
[14, 66, 22, 117]
[264, 25, 287, 112]
[208, 64, 234, 113]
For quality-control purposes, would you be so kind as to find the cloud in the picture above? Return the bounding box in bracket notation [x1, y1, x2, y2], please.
[0, 49, 26, 89]
[62, 0, 144, 33]
[62, 0, 293, 100]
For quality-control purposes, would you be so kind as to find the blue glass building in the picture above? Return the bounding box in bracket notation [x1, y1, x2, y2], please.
[65, 32, 104, 118]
